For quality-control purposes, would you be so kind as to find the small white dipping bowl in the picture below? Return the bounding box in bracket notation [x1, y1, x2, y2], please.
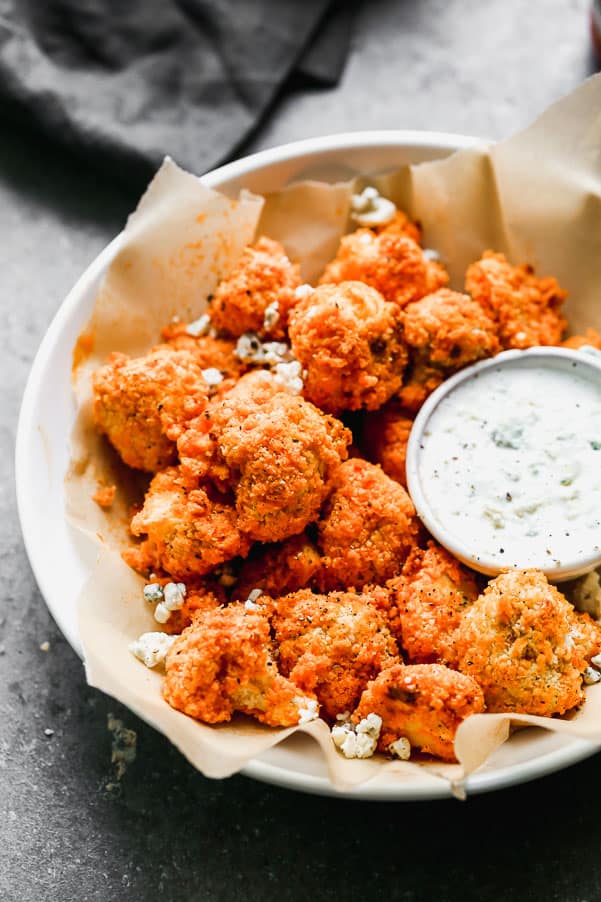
[406, 346, 601, 581]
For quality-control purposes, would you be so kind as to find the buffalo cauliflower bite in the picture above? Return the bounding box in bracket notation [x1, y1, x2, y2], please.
[319, 229, 448, 309]
[452, 569, 596, 716]
[92, 347, 209, 472]
[207, 237, 300, 339]
[362, 401, 414, 487]
[401, 289, 500, 370]
[124, 467, 251, 581]
[288, 281, 408, 413]
[163, 604, 318, 726]
[465, 251, 567, 349]
[269, 588, 398, 720]
[233, 533, 323, 601]
[352, 663, 485, 761]
[317, 459, 420, 591]
[384, 542, 480, 663]
[178, 370, 351, 543]
[157, 581, 226, 635]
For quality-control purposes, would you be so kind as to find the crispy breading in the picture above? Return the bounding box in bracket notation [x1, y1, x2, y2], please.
[124, 466, 251, 581]
[161, 581, 226, 635]
[269, 588, 398, 720]
[401, 289, 500, 369]
[163, 604, 317, 726]
[465, 251, 567, 349]
[452, 569, 595, 716]
[233, 533, 322, 601]
[319, 229, 448, 308]
[353, 662, 485, 761]
[384, 542, 480, 663]
[362, 401, 414, 487]
[396, 362, 445, 414]
[160, 323, 245, 379]
[289, 281, 408, 413]
[207, 237, 300, 339]
[92, 347, 209, 472]
[317, 459, 420, 590]
[178, 371, 351, 543]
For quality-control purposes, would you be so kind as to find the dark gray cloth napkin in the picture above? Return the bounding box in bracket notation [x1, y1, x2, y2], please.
[0, 0, 355, 187]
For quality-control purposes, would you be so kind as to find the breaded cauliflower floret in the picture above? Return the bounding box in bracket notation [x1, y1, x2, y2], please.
[353, 663, 485, 761]
[319, 229, 448, 309]
[233, 533, 322, 602]
[270, 588, 398, 720]
[178, 370, 351, 543]
[92, 347, 209, 472]
[207, 237, 300, 339]
[401, 289, 500, 369]
[465, 251, 567, 349]
[161, 322, 245, 380]
[562, 329, 601, 351]
[317, 459, 420, 591]
[288, 281, 408, 413]
[452, 569, 594, 716]
[124, 467, 251, 581]
[396, 362, 445, 415]
[384, 542, 480, 663]
[163, 604, 318, 726]
[362, 401, 414, 487]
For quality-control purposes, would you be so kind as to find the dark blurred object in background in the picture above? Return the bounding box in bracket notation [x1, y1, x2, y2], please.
[0, 1, 356, 188]
[592, 0, 601, 61]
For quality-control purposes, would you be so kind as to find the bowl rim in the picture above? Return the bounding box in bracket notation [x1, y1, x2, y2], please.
[16, 128, 601, 801]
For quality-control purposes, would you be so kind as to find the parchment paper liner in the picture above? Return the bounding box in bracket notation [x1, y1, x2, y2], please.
[69, 75, 601, 795]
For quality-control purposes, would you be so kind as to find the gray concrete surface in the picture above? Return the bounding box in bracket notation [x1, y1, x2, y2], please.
[2, 1, 600, 900]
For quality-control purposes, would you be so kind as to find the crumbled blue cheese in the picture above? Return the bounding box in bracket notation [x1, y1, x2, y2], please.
[273, 359, 303, 395]
[154, 581, 186, 623]
[263, 301, 280, 331]
[235, 332, 292, 366]
[201, 367, 224, 387]
[129, 632, 177, 668]
[144, 583, 164, 604]
[295, 697, 319, 724]
[351, 186, 396, 228]
[584, 666, 601, 685]
[294, 284, 314, 301]
[335, 710, 351, 722]
[331, 712, 382, 759]
[423, 248, 440, 261]
[388, 737, 411, 760]
[244, 588, 264, 611]
[185, 313, 212, 337]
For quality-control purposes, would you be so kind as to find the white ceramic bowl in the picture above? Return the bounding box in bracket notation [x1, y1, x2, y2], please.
[16, 131, 601, 800]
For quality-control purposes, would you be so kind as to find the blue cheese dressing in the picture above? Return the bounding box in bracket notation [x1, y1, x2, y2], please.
[409, 350, 601, 577]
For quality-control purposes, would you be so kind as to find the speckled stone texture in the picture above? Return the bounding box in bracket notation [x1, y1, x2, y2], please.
[2, 1, 600, 900]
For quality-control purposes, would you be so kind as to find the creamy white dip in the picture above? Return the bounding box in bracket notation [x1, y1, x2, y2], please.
[414, 358, 601, 573]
